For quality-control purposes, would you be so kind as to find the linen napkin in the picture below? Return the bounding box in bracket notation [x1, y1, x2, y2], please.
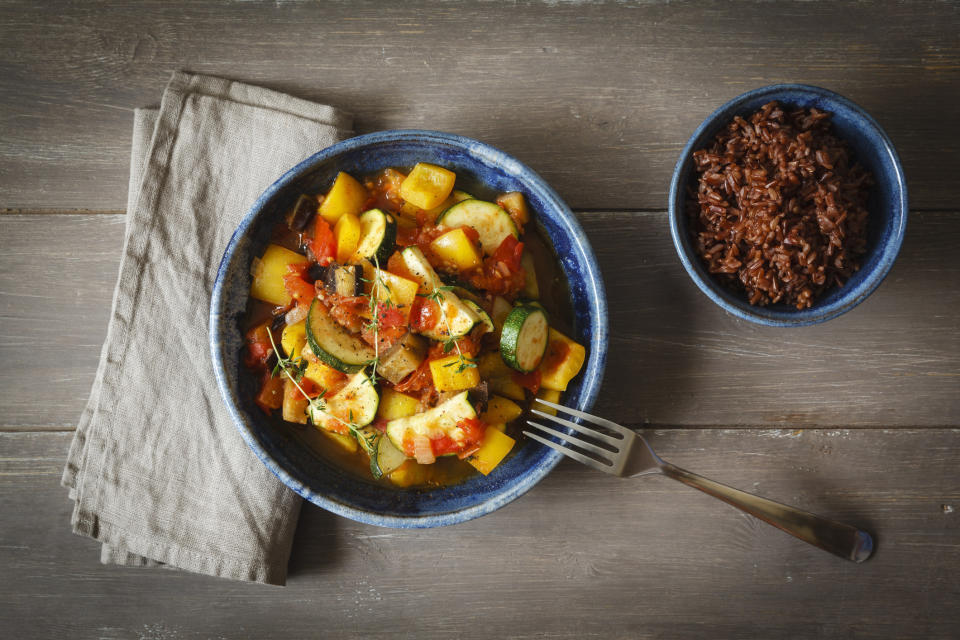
[61, 71, 352, 585]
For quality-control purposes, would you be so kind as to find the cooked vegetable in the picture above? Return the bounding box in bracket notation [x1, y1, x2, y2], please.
[480, 395, 523, 425]
[466, 428, 516, 475]
[321, 263, 362, 297]
[360, 261, 420, 322]
[399, 163, 456, 210]
[334, 213, 362, 264]
[377, 387, 420, 420]
[354, 209, 397, 263]
[463, 300, 494, 335]
[374, 434, 408, 476]
[538, 328, 586, 392]
[281, 320, 307, 361]
[477, 351, 513, 379]
[496, 191, 530, 226]
[282, 378, 309, 424]
[377, 332, 427, 384]
[305, 298, 376, 372]
[430, 228, 482, 271]
[534, 388, 562, 415]
[250, 244, 310, 306]
[436, 199, 518, 255]
[500, 305, 549, 372]
[320, 429, 359, 454]
[400, 247, 479, 341]
[430, 354, 481, 392]
[486, 376, 526, 402]
[385, 391, 478, 456]
[287, 194, 317, 231]
[308, 370, 380, 431]
[318, 171, 368, 224]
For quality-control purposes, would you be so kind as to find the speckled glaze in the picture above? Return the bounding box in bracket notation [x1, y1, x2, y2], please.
[210, 130, 607, 528]
[668, 84, 908, 326]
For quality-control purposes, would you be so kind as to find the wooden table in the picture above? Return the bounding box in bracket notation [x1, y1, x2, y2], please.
[2, 2, 958, 637]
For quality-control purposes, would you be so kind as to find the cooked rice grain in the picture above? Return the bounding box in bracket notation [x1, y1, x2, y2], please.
[688, 101, 872, 309]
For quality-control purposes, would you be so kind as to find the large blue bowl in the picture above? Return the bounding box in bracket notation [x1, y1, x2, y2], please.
[210, 130, 607, 527]
[668, 84, 908, 326]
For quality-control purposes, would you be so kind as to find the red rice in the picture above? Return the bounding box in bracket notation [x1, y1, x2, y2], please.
[688, 101, 872, 309]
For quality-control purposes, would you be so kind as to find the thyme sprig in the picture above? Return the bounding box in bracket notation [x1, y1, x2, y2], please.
[359, 254, 393, 384]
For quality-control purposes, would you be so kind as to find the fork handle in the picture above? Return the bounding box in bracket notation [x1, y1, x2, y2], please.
[658, 462, 874, 562]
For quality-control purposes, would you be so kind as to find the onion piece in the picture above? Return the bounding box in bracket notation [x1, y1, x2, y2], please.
[285, 304, 308, 326]
[413, 435, 436, 465]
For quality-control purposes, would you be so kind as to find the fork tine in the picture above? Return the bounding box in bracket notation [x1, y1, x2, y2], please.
[522, 428, 613, 472]
[533, 398, 635, 438]
[525, 419, 618, 458]
[530, 409, 623, 446]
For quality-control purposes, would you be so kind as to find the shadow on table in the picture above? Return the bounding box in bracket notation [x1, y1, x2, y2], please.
[287, 503, 343, 577]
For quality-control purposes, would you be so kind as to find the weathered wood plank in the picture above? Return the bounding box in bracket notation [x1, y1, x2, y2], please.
[1, 212, 956, 429]
[2, 429, 957, 639]
[0, 0, 958, 210]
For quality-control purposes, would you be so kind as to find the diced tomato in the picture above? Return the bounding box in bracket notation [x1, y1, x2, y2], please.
[430, 434, 459, 457]
[462, 235, 527, 297]
[452, 417, 487, 458]
[298, 376, 323, 398]
[371, 417, 389, 433]
[255, 373, 284, 414]
[410, 296, 441, 332]
[282, 263, 316, 304]
[244, 324, 274, 370]
[310, 216, 336, 266]
[363, 168, 405, 213]
[492, 235, 524, 273]
[394, 356, 435, 394]
[326, 295, 367, 333]
[513, 369, 542, 394]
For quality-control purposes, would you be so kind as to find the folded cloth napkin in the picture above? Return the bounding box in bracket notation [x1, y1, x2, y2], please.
[61, 71, 352, 585]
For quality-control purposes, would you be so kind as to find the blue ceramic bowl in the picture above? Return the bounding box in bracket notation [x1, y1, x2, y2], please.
[210, 130, 607, 528]
[668, 84, 907, 326]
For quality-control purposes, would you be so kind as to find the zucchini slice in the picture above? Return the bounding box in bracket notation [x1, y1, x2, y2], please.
[499, 305, 549, 372]
[350, 424, 407, 479]
[308, 370, 379, 430]
[464, 300, 495, 335]
[385, 391, 478, 456]
[436, 199, 519, 255]
[375, 434, 408, 476]
[400, 247, 479, 341]
[305, 298, 376, 373]
[353, 208, 397, 263]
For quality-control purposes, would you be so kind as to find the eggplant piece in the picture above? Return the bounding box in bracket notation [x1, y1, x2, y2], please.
[468, 380, 490, 415]
[307, 262, 328, 283]
[286, 194, 317, 232]
[322, 263, 362, 297]
[378, 333, 427, 384]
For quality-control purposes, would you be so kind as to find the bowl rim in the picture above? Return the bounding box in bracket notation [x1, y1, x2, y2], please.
[667, 83, 908, 327]
[210, 129, 608, 527]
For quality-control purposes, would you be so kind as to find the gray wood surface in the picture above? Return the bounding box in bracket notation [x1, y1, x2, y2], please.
[2, 429, 958, 639]
[0, 0, 959, 211]
[2, 211, 956, 429]
[2, 1, 959, 638]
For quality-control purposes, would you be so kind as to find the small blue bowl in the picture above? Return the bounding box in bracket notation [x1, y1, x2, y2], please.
[210, 130, 607, 528]
[668, 84, 908, 326]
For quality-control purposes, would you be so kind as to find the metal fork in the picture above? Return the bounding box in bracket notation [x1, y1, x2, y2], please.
[525, 399, 874, 563]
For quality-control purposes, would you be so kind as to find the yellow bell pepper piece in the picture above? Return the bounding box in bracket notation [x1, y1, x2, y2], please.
[249, 244, 310, 306]
[281, 321, 307, 360]
[467, 427, 516, 475]
[377, 388, 420, 421]
[318, 172, 368, 224]
[360, 261, 420, 321]
[534, 389, 562, 415]
[480, 395, 523, 425]
[388, 460, 431, 488]
[429, 355, 481, 392]
[303, 359, 345, 392]
[430, 228, 482, 271]
[477, 351, 513, 379]
[487, 376, 526, 402]
[320, 429, 359, 453]
[282, 378, 309, 424]
[539, 329, 586, 392]
[334, 213, 362, 264]
[399, 163, 456, 210]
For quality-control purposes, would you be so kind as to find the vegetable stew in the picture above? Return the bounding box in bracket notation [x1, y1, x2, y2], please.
[243, 162, 586, 488]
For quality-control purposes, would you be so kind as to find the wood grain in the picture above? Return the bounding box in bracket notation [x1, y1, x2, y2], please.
[1, 0, 959, 211]
[2, 429, 957, 639]
[1, 211, 956, 430]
